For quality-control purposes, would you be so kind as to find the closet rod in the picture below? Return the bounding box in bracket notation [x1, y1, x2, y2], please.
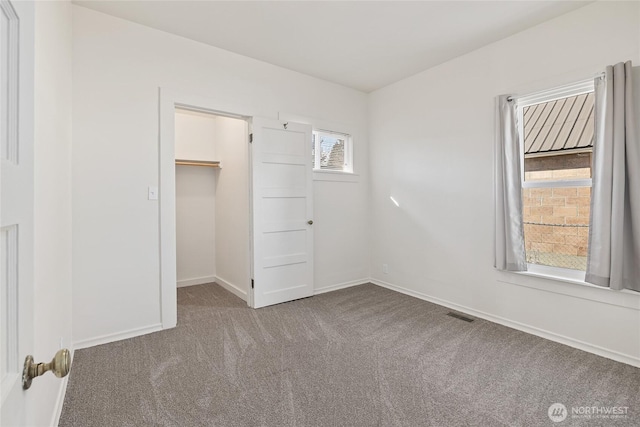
[175, 159, 221, 168]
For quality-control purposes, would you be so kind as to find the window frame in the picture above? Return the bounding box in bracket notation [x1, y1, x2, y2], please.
[277, 112, 359, 182]
[514, 79, 595, 279]
[312, 129, 353, 174]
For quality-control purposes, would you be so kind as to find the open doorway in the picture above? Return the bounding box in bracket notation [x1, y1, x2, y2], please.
[159, 90, 315, 328]
[158, 91, 257, 328]
[174, 109, 251, 305]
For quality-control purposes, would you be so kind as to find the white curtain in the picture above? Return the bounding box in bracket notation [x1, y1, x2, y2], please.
[586, 61, 640, 291]
[495, 95, 527, 271]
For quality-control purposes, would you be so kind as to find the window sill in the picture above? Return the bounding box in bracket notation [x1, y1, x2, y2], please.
[518, 264, 586, 284]
[313, 170, 359, 182]
[497, 266, 640, 310]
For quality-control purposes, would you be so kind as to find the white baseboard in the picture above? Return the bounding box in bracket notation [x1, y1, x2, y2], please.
[68, 278, 357, 356]
[314, 278, 369, 295]
[214, 275, 247, 301]
[177, 275, 216, 288]
[72, 276, 638, 368]
[73, 323, 163, 350]
[51, 352, 72, 426]
[370, 278, 640, 368]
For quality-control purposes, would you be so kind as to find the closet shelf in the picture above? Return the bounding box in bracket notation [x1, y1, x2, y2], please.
[175, 159, 221, 168]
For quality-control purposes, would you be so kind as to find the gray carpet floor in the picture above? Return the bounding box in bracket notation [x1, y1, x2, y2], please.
[59, 283, 640, 426]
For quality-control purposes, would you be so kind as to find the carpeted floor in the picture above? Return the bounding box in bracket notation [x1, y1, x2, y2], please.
[59, 283, 640, 426]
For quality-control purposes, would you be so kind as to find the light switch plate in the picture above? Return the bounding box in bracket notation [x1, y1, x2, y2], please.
[148, 186, 159, 200]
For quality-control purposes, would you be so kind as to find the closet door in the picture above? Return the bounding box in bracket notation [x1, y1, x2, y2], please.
[251, 118, 313, 308]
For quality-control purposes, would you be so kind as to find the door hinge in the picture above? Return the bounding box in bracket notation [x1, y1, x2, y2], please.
[249, 133, 253, 143]
[251, 279, 254, 289]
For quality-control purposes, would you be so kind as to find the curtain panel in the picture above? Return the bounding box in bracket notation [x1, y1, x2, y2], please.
[495, 95, 527, 271]
[587, 61, 640, 291]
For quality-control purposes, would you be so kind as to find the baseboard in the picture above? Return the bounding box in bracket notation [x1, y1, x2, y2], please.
[214, 275, 247, 301]
[51, 351, 72, 426]
[314, 278, 370, 295]
[177, 275, 216, 288]
[370, 278, 640, 368]
[73, 323, 163, 350]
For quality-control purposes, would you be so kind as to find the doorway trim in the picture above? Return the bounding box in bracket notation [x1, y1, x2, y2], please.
[158, 88, 254, 329]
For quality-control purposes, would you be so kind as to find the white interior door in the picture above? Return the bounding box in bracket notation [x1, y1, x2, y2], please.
[251, 118, 313, 308]
[1, 0, 35, 425]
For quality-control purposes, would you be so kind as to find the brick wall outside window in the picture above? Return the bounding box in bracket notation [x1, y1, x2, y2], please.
[522, 156, 591, 270]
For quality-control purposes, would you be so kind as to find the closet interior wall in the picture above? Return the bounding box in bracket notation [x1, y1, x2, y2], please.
[214, 116, 251, 298]
[175, 109, 250, 298]
[175, 109, 217, 287]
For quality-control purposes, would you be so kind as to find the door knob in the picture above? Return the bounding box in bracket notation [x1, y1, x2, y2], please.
[307, 220, 313, 225]
[23, 348, 71, 390]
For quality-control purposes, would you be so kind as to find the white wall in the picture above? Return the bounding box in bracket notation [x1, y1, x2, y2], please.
[214, 117, 250, 298]
[175, 165, 216, 286]
[174, 110, 217, 161]
[72, 6, 369, 344]
[368, 1, 640, 366]
[175, 111, 217, 286]
[33, 0, 73, 425]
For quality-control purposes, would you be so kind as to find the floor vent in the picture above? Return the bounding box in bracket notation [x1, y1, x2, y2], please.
[447, 312, 475, 323]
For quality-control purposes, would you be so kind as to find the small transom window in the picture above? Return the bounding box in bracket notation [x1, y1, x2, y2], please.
[312, 130, 353, 173]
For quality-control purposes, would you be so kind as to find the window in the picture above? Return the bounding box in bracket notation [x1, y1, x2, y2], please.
[517, 81, 594, 273]
[312, 130, 353, 173]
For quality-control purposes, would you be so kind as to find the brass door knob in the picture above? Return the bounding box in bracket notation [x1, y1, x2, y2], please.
[23, 348, 71, 390]
[307, 220, 313, 225]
